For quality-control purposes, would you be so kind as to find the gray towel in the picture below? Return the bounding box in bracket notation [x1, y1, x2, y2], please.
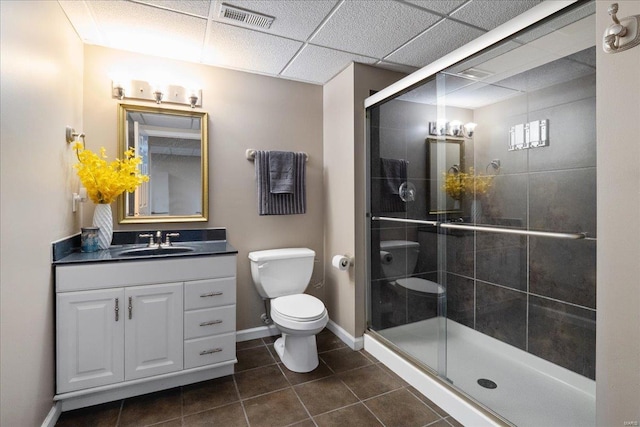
[255, 150, 306, 215]
[380, 158, 408, 212]
[269, 151, 295, 193]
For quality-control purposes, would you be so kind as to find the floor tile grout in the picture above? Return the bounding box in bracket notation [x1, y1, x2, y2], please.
[56, 329, 460, 427]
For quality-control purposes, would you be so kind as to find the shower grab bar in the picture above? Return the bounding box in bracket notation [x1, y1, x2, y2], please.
[439, 223, 587, 239]
[371, 216, 439, 226]
[371, 216, 586, 239]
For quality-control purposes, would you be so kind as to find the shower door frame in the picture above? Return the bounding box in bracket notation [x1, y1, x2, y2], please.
[364, 0, 587, 424]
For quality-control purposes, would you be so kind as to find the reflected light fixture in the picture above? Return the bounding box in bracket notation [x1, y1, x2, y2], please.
[463, 122, 477, 138]
[429, 121, 477, 138]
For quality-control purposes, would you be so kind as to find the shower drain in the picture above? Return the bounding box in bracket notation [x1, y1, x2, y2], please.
[477, 378, 498, 389]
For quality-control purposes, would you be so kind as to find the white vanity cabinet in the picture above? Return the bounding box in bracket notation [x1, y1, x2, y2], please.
[55, 254, 236, 410]
[56, 282, 183, 393]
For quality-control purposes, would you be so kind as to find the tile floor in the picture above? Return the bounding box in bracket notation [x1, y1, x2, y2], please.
[55, 329, 463, 427]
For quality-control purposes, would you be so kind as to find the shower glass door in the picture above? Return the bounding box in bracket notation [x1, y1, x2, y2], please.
[369, 88, 446, 375]
[367, 2, 596, 426]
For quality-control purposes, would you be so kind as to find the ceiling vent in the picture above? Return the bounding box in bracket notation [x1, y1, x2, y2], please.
[219, 3, 274, 29]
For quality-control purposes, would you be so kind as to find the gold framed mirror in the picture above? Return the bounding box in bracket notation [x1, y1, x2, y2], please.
[118, 104, 208, 224]
[426, 137, 464, 215]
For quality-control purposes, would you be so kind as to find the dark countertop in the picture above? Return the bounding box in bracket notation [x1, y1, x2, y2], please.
[53, 240, 237, 265]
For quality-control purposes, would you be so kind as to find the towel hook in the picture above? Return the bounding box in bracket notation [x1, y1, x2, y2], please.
[603, 3, 640, 53]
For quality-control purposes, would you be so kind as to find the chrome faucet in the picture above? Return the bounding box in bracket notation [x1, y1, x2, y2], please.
[164, 232, 180, 247]
[138, 231, 180, 248]
[138, 232, 155, 247]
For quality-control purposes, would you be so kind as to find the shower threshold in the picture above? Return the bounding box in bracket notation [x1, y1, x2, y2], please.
[372, 318, 595, 427]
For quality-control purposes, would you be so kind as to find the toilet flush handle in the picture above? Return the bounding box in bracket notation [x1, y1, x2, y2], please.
[258, 262, 268, 269]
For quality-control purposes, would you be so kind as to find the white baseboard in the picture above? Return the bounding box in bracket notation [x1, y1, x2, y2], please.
[326, 319, 364, 350]
[41, 402, 61, 427]
[236, 320, 363, 351]
[236, 324, 279, 342]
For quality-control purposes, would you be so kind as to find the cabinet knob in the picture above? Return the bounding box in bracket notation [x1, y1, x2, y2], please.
[115, 298, 119, 321]
[128, 297, 133, 319]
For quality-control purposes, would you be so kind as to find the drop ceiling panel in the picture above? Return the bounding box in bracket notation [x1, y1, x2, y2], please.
[281, 44, 377, 84]
[88, 1, 207, 61]
[310, 0, 440, 58]
[403, 0, 468, 16]
[218, 0, 339, 40]
[204, 22, 303, 75]
[58, 0, 551, 85]
[133, 0, 212, 17]
[386, 19, 484, 67]
[451, 0, 543, 31]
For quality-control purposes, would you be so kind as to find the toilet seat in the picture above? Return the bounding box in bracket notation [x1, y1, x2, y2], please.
[272, 294, 326, 322]
[396, 278, 445, 294]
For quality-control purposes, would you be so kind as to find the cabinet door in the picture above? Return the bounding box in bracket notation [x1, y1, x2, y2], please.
[57, 288, 124, 393]
[125, 282, 183, 380]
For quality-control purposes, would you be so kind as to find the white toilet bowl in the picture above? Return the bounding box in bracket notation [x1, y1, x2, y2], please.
[248, 248, 328, 373]
[270, 294, 328, 372]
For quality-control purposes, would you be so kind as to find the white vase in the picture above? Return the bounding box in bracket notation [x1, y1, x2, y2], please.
[471, 199, 482, 223]
[92, 203, 113, 250]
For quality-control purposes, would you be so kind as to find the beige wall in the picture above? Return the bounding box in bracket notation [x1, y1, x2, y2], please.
[82, 45, 325, 331]
[0, 2, 84, 426]
[323, 64, 404, 337]
[596, 1, 640, 425]
[323, 64, 356, 335]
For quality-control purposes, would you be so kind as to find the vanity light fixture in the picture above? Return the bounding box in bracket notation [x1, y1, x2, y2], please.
[114, 84, 125, 100]
[189, 94, 198, 108]
[153, 90, 164, 104]
[429, 121, 477, 138]
[111, 80, 202, 108]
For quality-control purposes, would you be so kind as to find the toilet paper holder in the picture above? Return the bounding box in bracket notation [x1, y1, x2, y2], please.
[332, 254, 353, 271]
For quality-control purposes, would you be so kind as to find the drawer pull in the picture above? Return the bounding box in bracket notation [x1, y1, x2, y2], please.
[200, 348, 223, 356]
[200, 291, 223, 298]
[200, 319, 223, 327]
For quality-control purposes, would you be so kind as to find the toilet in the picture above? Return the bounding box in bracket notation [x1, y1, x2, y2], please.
[248, 248, 328, 373]
[380, 240, 445, 295]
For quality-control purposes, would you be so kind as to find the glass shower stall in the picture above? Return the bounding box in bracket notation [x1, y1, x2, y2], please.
[366, 2, 596, 426]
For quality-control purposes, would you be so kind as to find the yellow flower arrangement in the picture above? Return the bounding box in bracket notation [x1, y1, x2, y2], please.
[73, 142, 149, 204]
[443, 167, 493, 200]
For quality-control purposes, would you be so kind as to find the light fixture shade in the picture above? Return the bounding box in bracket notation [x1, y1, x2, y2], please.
[448, 120, 463, 137]
[463, 122, 477, 138]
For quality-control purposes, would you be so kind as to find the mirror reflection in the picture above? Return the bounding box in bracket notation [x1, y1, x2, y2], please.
[118, 104, 208, 223]
[426, 138, 463, 214]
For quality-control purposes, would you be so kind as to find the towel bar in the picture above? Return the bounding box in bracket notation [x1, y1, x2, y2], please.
[246, 149, 309, 162]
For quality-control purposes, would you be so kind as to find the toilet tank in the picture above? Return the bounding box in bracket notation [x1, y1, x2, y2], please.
[248, 248, 315, 299]
[380, 240, 420, 279]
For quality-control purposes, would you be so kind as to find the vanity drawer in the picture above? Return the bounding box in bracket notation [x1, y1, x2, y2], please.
[184, 278, 236, 310]
[184, 332, 236, 369]
[184, 306, 235, 340]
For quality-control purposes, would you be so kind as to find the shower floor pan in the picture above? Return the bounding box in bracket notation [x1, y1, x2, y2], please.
[377, 318, 595, 427]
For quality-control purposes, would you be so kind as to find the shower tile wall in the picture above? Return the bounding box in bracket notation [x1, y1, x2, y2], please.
[370, 67, 596, 380]
[454, 70, 596, 379]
